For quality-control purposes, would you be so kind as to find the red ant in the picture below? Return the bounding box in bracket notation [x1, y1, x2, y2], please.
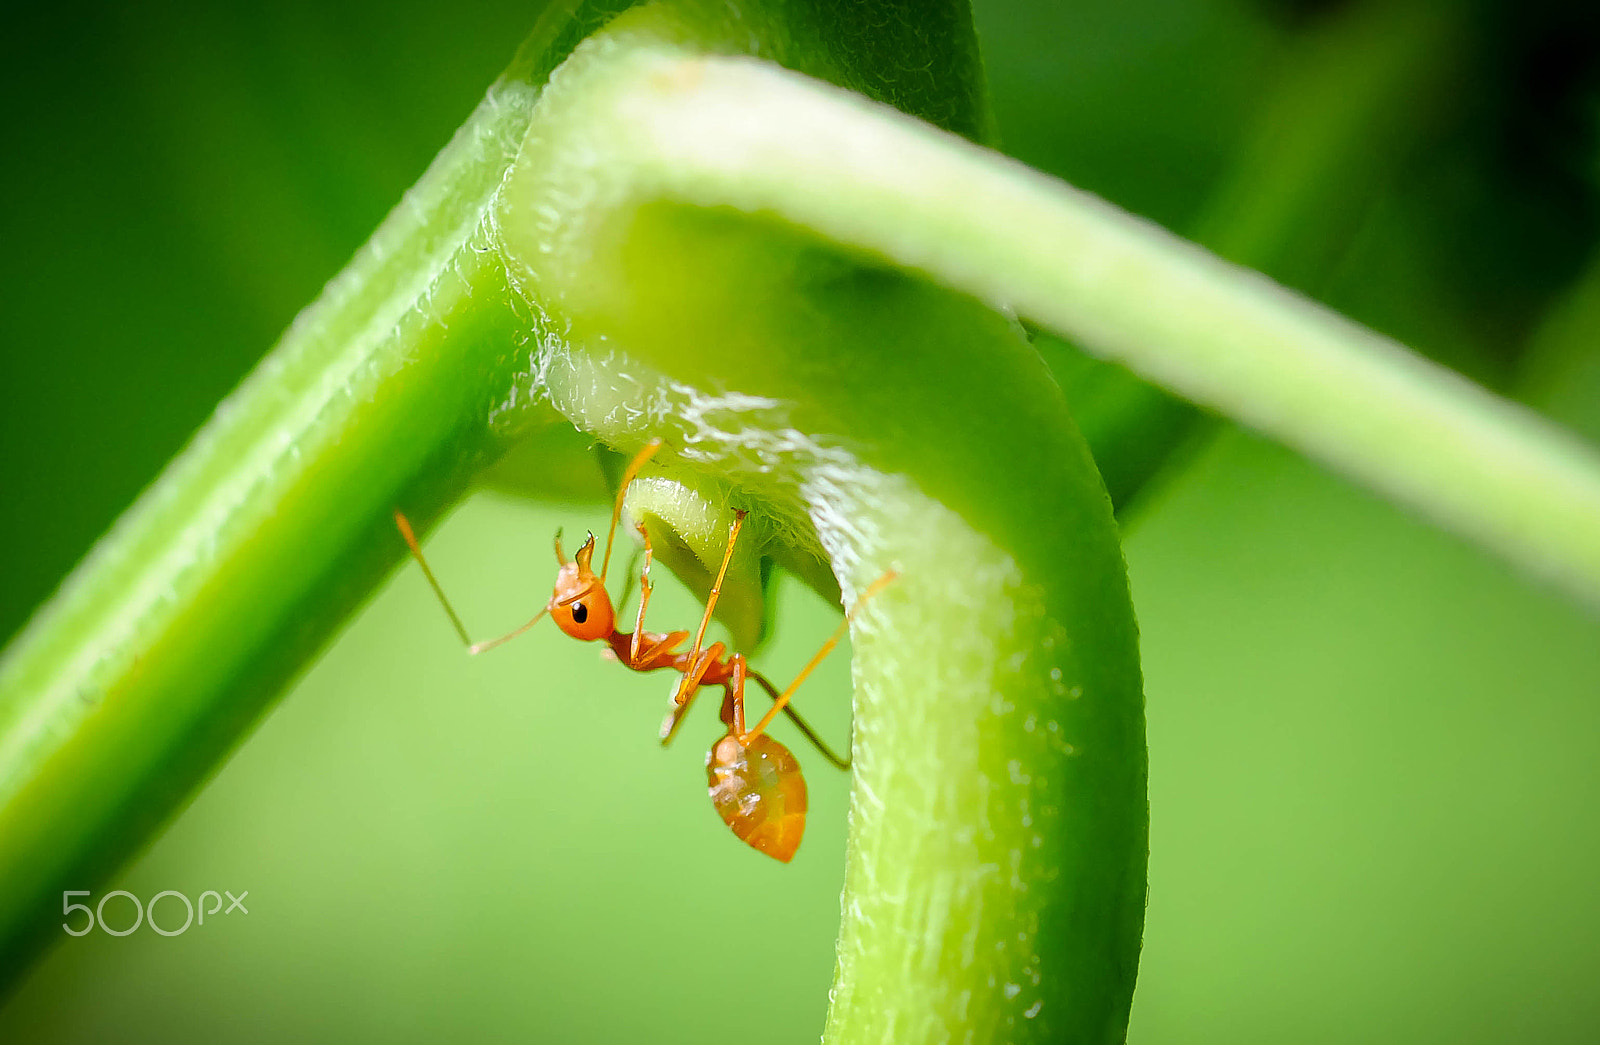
[394, 439, 894, 861]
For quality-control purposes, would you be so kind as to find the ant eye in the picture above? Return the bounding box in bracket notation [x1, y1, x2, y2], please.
[570, 602, 588, 625]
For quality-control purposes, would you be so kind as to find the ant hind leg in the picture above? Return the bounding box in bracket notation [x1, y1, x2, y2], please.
[748, 668, 851, 770]
[739, 570, 897, 747]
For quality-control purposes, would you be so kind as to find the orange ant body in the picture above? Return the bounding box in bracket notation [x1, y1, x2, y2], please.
[395, 439, 893, 862]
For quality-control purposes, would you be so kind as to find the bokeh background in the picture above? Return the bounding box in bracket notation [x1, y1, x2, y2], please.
[2, 0, 1599, 1041]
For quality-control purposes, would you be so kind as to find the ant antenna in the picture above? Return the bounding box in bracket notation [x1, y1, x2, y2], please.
[469, 606, 550, 655]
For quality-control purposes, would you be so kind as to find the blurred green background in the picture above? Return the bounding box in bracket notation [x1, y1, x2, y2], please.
[2, 0, 1598, 1041]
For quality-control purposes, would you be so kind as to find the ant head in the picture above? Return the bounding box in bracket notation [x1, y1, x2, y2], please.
[549, 529, 614, 641]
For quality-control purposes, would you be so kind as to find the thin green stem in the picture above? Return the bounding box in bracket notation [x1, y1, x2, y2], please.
[1520, 246, 1600, 444]
[1051, 0, 1465, 512]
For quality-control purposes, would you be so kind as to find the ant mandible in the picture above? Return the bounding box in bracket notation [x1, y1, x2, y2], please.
[394, 438, 895, 862]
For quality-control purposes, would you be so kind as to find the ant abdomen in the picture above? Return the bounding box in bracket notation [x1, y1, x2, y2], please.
[707, 733, 807, 862]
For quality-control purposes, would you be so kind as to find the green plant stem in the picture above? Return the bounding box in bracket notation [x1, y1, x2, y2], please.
[7, 8, 1598, 1041]
[1520, 246, 1600, 445]
[533, 333, 1145, 1043]
[1049, 0, 1464, 513]
[0, 79, 555, 986]
[501, 16, 1145, 1039]
[533, 46, 1600, 608]
[0, 14, 1148, 1044]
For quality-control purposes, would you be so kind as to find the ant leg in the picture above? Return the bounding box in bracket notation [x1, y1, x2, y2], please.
[672, 511, 746, 705]
[739, 570, 898, 746]
[720, 667, 744, 734]
[393, 509, 548, 655]
[660, 640, 726, 746]
[749, 668, 852, 770]
[599, 438, 664, 585]
[728, 658, 850, 768]
[628, 520, 688, 669]
[614, 544, 644, 619]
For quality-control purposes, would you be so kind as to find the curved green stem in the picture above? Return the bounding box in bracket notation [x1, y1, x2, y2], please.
[6, 6, 1597, 1043]
[519, 44, 1600, 608]
[0, 15, 1144, 1045]
[491, 15, 1146, 1040]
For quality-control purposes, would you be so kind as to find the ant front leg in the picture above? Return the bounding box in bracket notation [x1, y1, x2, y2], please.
[672, 510, 745, 700]
[629, 520, 689, 670]
[661, 510, 745, 744]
